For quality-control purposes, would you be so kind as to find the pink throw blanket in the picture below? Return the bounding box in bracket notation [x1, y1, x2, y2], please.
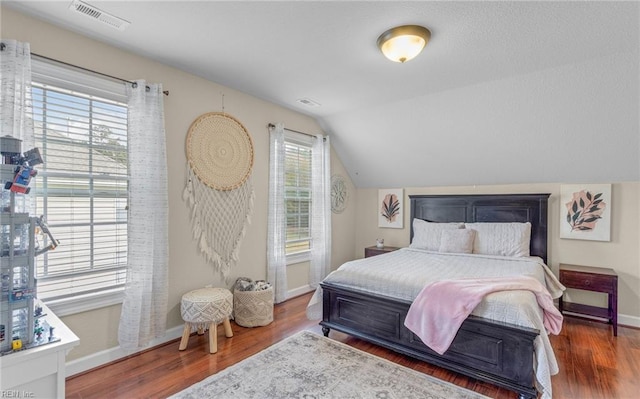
[404, 276, 563, 355]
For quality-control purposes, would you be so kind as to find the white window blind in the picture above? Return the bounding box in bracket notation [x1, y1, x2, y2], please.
[30, 58, 129, 305]
[284, 134, 313, 256]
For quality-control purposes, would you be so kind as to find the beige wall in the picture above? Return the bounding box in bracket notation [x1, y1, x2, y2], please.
[355, 182, 640, 324]
[1, 7, 357, 361]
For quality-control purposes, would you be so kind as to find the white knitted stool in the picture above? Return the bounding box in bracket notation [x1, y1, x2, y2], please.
[179, 287, 233, 354]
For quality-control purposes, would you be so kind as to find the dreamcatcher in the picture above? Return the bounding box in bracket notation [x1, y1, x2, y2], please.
[182, 112, 255, 280]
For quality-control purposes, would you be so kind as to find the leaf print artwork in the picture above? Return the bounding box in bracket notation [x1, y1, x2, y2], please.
[378, 189, 404, 229]
[565, 190, 606, 232]
[381, 194, 400, 223]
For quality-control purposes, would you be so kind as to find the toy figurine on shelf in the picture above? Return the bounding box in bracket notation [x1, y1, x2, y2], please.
[4, 147, 43, 194]
[35, 215, 60, 257]
[6, 164, 37, 194]
[34, 319, 44, 341]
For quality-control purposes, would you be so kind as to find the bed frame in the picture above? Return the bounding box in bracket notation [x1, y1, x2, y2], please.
[320, 193, 550, 399]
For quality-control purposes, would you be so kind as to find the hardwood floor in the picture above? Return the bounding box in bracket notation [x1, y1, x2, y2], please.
[66, 292, 640, 399]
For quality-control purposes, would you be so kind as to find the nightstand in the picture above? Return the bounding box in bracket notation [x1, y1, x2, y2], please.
[559, 263, 618, 336]
[364, 246, 400, 258]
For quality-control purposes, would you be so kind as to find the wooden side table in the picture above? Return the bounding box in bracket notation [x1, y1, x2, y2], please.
[559, 263, 618, 336]
[364, 245, 400, 258]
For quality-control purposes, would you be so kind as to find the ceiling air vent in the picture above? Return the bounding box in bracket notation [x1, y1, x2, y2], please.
[69, 0, 131, 31]
[296, 98, 321, 107]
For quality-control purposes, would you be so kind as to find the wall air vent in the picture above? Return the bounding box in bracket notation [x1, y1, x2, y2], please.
[69, 0, 131, 31]
[296, 98, 321, 107]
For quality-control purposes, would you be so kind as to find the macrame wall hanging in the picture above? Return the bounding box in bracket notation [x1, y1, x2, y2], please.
[183, 112, 255, 280]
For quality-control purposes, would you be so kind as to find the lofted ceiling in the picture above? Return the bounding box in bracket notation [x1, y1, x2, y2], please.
[4, 1, 640, 188]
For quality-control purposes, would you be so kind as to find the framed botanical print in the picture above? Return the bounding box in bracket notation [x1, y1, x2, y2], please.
[378, 188, 403, 228]
[560, 184, 611, 241]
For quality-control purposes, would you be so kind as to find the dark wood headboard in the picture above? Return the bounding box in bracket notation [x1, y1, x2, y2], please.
[409, 194, 551, 264]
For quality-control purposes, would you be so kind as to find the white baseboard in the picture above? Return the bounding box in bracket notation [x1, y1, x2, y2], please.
[618, 313, 640, 329]
[67, 286, 316, 378]
[65, 324, 185, 378]
[287, 284, 315, 299]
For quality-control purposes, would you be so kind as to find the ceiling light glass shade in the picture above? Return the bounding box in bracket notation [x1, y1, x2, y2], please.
[377, 25, 431, 63]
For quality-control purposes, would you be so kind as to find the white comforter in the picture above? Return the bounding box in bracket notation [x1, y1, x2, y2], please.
[306, 248, 565, 399]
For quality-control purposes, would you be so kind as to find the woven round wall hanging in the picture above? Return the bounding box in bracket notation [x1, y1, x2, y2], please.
[186, 112, 254, 191]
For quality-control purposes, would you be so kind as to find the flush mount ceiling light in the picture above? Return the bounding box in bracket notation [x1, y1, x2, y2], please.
[376, 25, 431, 63]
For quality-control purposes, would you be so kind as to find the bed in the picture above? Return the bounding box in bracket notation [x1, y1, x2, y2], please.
[313, 194, 560, 399]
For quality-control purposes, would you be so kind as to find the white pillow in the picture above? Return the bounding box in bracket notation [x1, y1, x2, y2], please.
[439, 229, 476, 254]
[465, 222, 531, 257]
[410, 219, 464, 251]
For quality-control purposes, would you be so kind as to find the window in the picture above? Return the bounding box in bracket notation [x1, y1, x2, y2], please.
[30, 58, 129, 315]
[284, 134, 313, 262]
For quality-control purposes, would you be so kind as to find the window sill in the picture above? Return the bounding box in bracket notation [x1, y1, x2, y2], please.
[287, 251, 311, 266]
[43, 288, 124, 317]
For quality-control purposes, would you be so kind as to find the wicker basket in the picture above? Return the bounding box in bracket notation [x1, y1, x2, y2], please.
[233, 287, 274, 327]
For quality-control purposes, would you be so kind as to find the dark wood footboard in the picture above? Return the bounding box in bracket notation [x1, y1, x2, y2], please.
[320, 281, 539, 399]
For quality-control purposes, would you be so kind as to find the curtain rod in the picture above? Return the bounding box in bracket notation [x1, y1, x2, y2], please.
[1, 43, 169, 96]
[267, 123, 324, 140]
[32, 53, 170, 96]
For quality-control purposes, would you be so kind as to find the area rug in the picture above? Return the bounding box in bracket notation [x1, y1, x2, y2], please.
[169, 330, 489, 399]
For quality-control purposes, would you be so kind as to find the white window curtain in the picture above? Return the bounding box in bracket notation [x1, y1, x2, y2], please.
[118, 80, 169, 351]
[267, 123, 288, 303]
[310, 135, 331, 288]
[0, 39, 34, 147]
